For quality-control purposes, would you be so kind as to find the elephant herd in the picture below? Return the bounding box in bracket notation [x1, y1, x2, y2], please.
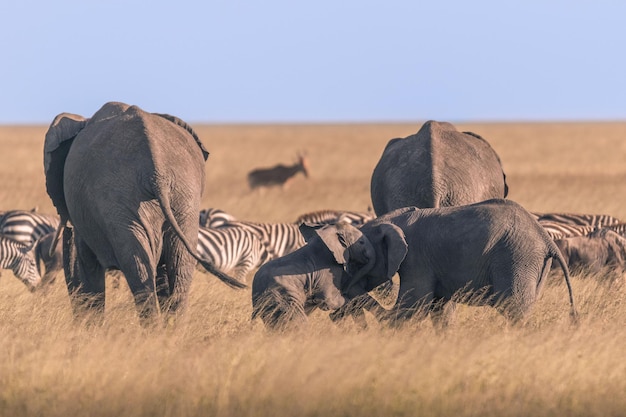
[4, 101, 621, 330]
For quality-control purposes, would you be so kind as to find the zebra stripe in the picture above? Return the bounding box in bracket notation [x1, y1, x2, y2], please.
[294, 209, 375, 226]
[538, 221, 597, 240]
[534, 212, 622, 227]
[199, 208, 237, 228]
[226, 221, 305, 260]
[196, 225, 269, 282]
[600, 223, 626, 238]
[0, 210, 60, 245]
[0, 235, 41, 290]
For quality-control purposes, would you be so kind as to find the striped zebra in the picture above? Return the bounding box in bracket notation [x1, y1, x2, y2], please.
[534, 212, 622, 227]
[600, 223, 626, 238]
[196, 225, 269, 282]
[537, 221, 597, 240]
[0, 210, 60, 245]
[0, 235, 42, 291]
[294, 209, 375, 226]
[199, 208, 237, 228]
[226, 220, 305, 261]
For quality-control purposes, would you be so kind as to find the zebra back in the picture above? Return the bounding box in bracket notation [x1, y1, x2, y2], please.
[0, 210, 60, 245]
[227, 220, 305, 260]
[534, 212, 622, 227]
[294, 209, 375, 226]
[0, 235, 42, 290]
[601, 223, 626, 238]
[199, 208, 237, 228]
[538, 221, 597, 240]
[196, 225, 268, 282]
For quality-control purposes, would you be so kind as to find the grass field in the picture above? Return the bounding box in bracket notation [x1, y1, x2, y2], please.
[1, 121, 625, 416]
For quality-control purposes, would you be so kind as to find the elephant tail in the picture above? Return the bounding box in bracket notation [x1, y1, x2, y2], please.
[549, 241, 579, 324]
[156, 192, 247, 290]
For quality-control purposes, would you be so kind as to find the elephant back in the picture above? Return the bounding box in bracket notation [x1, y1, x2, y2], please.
[154, 113, 209, 161]
[43, 113, 88, 221]
[370, 120, 508, 215]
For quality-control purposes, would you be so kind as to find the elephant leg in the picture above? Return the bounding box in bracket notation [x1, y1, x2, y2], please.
[491, 269, 533, 325]
[114, 248, 158, 326]
[64, 228, 106, 324]
[430, 299, 456, 330]
[160, 233, 195, 318]
[155, 263, 170, 305]
[390, 269, 436, 325]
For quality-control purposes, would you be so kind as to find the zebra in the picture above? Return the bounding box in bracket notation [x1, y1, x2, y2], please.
[196, 225, 269, 282]
[600, 223, 626, 238]
[0, 235, 42, 291]
[0, 210, 60, 245]
[199, 208, 237, 228]
[247, 153, 309, 190]
[294, 209, 375, 226]
[537, 221, 598, 240]
[225, 220, 305, 261]
[534, 212, 622, 227]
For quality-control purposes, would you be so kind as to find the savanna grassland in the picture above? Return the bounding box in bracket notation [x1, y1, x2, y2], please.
[1, 121, 626, 417]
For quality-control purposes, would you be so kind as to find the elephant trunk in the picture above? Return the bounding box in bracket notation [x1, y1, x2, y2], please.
[343, 237, 377, 294]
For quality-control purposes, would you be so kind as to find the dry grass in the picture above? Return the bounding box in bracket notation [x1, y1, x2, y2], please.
[1, 121, 626, 417]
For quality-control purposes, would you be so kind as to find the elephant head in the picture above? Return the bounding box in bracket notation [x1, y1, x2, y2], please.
[299, 221, 408, 301]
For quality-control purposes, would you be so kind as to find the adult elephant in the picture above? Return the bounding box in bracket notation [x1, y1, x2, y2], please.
[253, 200, 577, 329]
[370, 120, 508, 215]
[44, 102, 245, 325]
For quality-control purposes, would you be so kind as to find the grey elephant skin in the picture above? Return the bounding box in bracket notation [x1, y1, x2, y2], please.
[370, 120, 508, 215]
[44, 102, 245, 324]
[326, 199, 577, 326]
[555, 229, 626, 275]
[251, 221, 407, 330]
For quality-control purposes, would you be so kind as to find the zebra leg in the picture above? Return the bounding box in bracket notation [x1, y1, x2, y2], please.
[63, 227, 106, 325]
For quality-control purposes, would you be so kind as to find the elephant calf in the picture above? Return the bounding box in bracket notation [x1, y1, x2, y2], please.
[554, 228, 626, 276]
[251, 224, 356, 330]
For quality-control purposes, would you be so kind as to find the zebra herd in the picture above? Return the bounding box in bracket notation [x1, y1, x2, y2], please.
[196, 208, 375, 281]
[1, 206, 625, 292]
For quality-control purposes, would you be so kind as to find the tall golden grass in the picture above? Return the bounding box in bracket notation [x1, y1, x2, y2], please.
[1, 121, 625, 417]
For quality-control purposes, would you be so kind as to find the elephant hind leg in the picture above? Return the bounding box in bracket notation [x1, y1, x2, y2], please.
[159, 236, 196, 319]
[492, 283, 536, 325]
[64, 229, 106, 324]
[430, 299, 456, 330]
[113, 247, 159, 326]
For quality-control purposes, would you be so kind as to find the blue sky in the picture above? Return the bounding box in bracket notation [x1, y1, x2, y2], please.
[1, 1, 625, 124]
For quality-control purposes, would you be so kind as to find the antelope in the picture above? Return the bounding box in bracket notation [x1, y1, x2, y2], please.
[247, 153, 309, 190]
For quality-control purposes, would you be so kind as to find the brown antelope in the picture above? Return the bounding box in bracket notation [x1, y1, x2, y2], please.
[247, 153, 309, 190]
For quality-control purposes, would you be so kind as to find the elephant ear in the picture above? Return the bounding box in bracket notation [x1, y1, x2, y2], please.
[43, 113, 88, 221]
[154, 113, 210, 161]
[376, 223, 408, 279]
[298, 222, 325, 243]
[312, 223, 363, 265]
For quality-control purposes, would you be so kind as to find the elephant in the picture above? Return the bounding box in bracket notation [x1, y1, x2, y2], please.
[43, 102, 245, 325]
[336, 199, 578, 326]
[282, 199, 576, 328]
[554, 228, 626, 275]
[250, 221, 406, 330]
[370, 120, 508, 216]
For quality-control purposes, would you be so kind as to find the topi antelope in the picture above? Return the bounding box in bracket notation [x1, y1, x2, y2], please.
[247, 153, 309, 190]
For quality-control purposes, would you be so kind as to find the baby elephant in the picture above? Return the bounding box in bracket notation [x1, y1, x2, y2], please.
[251, 228, 347, 330]
[554, 228, 626, 275]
